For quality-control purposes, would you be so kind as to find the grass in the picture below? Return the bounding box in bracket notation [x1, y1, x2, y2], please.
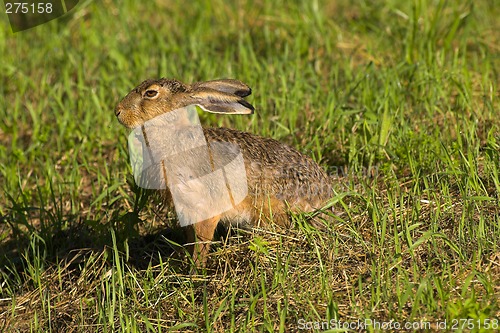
[0, 0, 499, 331]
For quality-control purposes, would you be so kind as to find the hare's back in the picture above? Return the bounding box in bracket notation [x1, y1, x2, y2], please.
[202, 127, 332, 206]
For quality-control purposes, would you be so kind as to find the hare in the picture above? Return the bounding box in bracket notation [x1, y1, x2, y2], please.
[115, 78, 333, 270]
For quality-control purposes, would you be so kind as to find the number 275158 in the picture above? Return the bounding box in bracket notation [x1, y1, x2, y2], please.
[5, 2, 53, 14]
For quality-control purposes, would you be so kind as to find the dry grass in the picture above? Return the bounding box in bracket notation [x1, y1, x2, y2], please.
[1, 0, 499, 332]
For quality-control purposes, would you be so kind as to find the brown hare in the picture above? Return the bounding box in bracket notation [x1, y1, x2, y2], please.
[115, 78, 332, 270]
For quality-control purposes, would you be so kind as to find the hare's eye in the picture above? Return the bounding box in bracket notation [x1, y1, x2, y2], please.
[144, 90, 158, 98]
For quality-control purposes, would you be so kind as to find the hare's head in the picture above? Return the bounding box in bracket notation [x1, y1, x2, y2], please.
[115, 78, 254, 128]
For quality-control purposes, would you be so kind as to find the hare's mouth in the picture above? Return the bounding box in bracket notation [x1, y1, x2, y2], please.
[116, 113, 134, 129]
[114, 104, 124, 117]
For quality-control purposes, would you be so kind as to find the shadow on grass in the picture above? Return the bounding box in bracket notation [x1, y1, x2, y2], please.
[0, 202, 245, 289]
[0, 206, 193, 286]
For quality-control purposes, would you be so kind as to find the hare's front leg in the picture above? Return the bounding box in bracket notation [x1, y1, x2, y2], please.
[185, 215, 220, 271]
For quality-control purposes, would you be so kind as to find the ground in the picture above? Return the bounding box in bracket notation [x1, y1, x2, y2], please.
[0, 0, 499, 332]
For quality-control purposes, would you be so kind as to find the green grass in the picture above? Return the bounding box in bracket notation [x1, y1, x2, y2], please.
[1, 0, 499, 332]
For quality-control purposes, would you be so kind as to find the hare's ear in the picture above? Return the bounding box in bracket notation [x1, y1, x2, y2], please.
[192, 79, 252, 97]
[190, 89, 254, 115]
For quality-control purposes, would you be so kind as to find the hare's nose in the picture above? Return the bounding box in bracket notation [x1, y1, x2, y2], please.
[115, 106, 122, 117]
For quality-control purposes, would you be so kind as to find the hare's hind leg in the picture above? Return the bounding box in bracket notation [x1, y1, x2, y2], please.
[185, 215, 220, 271]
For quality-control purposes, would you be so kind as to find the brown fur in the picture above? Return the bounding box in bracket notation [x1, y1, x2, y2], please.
[115, 78, 333, 270]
